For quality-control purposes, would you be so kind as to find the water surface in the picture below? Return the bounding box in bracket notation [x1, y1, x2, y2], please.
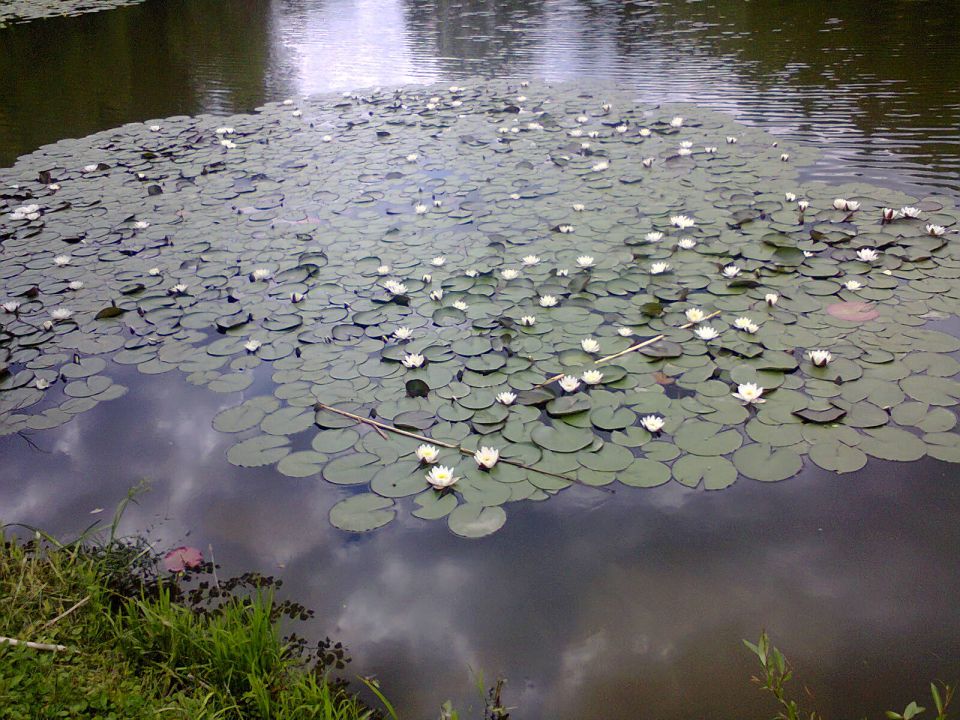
[2, 1, 960, 717]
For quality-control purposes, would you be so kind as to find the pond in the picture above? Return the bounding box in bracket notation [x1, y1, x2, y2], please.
[2, 1, 960, 718]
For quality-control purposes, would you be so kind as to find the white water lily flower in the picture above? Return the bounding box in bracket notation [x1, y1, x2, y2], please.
[678, 147, 692, 156]
[618, 327, 633, 337]
[68, 281, 84, 291]
[785, 193, 797, 202]
[42, 320, 54, 331]
[133, 220, 150, 229]
[556, 268, 569, 277]
[169, 283, 188, 294]
[670, 215, 696, 229]
[384, 280, 408, 295]
[576, 114, 589, 124]
[48, 183, 60, 191]
[220, 139, 236, 148]
[558, 225, 574, 234]
[559, 375, 581, 393]
[677, 238, 697, 250]
[780, 153, 790, 162]
[322, 134, 333, 143]
[900, 206, 921, 218]
[640, 128, 651, 137]
[670, 116, 684, 128]
[704, 146, 717, 153]
[433, 199, 442, 207]
[765, 293, 779, 306]
[527, 122, 543, 130]
[291, 109, 302, 117]
[650, 262, 670, 275]
[645, 231, 664, 242]
[591, 160, 609, 172]
[833, 198, 848, 210]
[509, 193, 521, 200]
[377, 265, 391, 275]
[844, 280, 863, 291]
[291, 292, 305, 303]
[640, 415, 665, 433]
[414, 203, 428, 214]
[453, 300, 469, 311]
[431, 256, 446, 266]
[83, 164, 98, 172]
[244, 339, 261, 352]
[797, 200, 809, 211]
[430, 289, 444, 301]
[465, 269, 478, 278]
[726, 136, 738, 144]
[35, 378, 50, 390]
[421, 273, 432, 283]
[539, 295, 558, 307]
[402, 353, 425, 368]
[577, 255, 595, 268]
[497, 391, 517, 406]
[572, 203, 585, 212]
[846, 200, 861, 211]
[425, 465, 459, 490]
[416, 444, 440, 464]
[581, 338, 601, 353]
[807, 349, 832, 367]
[694, 325, 719, 341]
[148, 267, 161, 276]
[521, 255, 541, 266]
[501, 268, 519, 280]
[722, 265, 741, 278]
[803, 250, 815, 258]
[732, 382, 765, 404]
[882, 208, 898, 221]
[733, 317, 758, 333]
[679, 141, 693, 150]
[927, 224, 947, 237]
[2, 301, 21, 313]
[251, 268, 272, 281]
[282, 99, 293, 106]
[474, 446, 500, 469]
[215, 127, 234, 135]
[685, 308, 706, 323]
[615, 124, 628, 134]
[520, 315, 536, 326]
[53, 255, 71, 267]
[569, 128, 583, 138]
[856, 248, 879, 262]
[642, 157, 654, 168]
[582, 369, 604, 385]
[50, 308, 73, 322]
[393, 327, 413, 341]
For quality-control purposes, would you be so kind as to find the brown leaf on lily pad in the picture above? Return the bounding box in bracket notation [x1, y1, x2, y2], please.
[826, 301, 880, 322]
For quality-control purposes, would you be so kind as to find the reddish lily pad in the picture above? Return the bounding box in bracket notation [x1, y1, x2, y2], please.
[826, 301, 880, 322]
[163, 546, 204, 572]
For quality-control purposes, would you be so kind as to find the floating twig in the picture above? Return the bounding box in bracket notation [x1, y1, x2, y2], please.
[314, 402, 611, 492]
[41, 595, 90, 630]
[535, 310, 722, 388]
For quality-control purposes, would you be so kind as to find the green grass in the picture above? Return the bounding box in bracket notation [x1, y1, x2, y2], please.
[0, 527, 385, 719]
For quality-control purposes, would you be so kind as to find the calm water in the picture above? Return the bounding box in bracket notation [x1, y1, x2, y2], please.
[2, 1, 960, 717]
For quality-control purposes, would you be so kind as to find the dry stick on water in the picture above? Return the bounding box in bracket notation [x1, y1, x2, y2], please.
[535, 310, 722, 388]
[0, 636, 68, 652]
[314, 403, 611, 491]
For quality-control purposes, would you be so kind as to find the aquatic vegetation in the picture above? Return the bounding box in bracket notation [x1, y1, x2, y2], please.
[0, 0, 151, 24]
[2, 80, 960, 538]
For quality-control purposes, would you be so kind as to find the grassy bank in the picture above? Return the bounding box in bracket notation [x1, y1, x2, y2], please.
[0, 500, 389, 719]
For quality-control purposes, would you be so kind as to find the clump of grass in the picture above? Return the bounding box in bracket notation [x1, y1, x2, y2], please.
[0, 487, 386, 719]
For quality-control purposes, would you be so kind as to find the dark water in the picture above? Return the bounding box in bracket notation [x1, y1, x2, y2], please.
[3, 1, 960, 717]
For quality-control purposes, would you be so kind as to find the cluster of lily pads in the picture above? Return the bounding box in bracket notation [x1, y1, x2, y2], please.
[0, 0, 148, 25]
[1, 80, 959, 537]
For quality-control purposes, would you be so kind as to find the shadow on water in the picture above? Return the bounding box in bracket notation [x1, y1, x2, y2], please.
[2, 1, 960, 717]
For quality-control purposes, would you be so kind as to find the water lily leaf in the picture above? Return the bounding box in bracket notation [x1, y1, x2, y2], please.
[226, 435, 291, 467]
[412, 490, 458, 520]
[277, 451, 329, 478]
[322, 452, 381, 485]
[859, 427, 926, 461]
[793, 406, 847, 424]
[447, 504, 506, 538]
[530, 423, 593, 452]
[808, 441, 867, 473]
[619, 458, 671, 487]
[671, 454, 737, 490]
[329, 494, 396, 532]
[732, 443, 803, 481]
[546, 394, 592, 417]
